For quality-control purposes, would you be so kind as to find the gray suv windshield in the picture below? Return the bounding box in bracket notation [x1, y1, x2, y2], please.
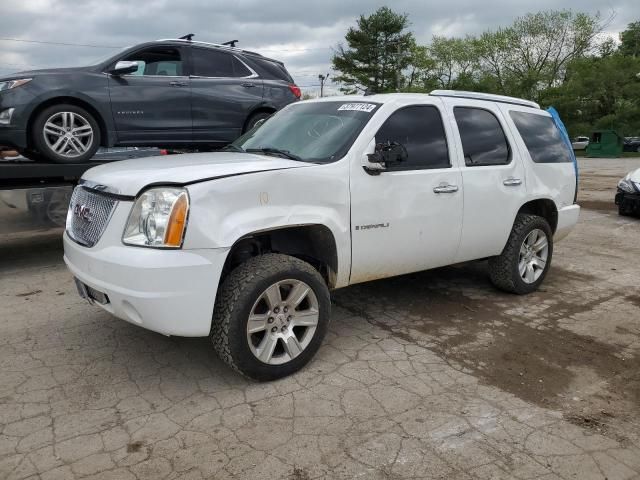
[231, 101, 380, 163]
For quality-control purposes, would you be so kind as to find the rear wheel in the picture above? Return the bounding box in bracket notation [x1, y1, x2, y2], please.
[489, 214, 553, 294]
[32, 104, 100, 164]
[244, 111, 272, 133]
[211, 254, 331, 381]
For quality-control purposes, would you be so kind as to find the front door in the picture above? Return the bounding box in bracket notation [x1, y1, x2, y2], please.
[440, 98, 528, 263]
[188, 46, 264, 143]
[349, 102, 464, 284]
[108, 45, 192, 144]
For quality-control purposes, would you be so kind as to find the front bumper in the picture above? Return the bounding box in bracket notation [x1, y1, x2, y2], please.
[554, 204, 580, 241]
[0, 126, 27, 149]
[615, 189, 640, 214]
[63, 231, 229, 337]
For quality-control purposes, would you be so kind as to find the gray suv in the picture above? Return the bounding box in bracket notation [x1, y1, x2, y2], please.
[0, 38, 300, 163]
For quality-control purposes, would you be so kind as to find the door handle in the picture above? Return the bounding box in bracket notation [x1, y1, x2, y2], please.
[503, 177, 522, 186]
[241, 82, 256, 88]
[433, 184, 459, 194]
[169, 81, 188, 87]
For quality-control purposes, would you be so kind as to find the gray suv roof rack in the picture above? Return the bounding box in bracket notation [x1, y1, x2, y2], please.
[155, 38, 263, 57]
[430, 90, 540, 109]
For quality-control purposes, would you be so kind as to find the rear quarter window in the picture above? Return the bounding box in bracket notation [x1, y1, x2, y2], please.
[509, 111, 573, 163]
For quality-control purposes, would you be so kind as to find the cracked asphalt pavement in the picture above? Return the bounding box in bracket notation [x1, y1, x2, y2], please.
[1, 158, 639, 479]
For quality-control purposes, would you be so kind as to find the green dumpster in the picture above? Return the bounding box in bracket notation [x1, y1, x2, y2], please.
[586, 130, 624, 158]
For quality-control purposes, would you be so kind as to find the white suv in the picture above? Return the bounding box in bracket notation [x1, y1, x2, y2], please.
[64, 91, 580, 380]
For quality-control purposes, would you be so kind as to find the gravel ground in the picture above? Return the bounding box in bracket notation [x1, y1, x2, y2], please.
[1, 158, 639, 479]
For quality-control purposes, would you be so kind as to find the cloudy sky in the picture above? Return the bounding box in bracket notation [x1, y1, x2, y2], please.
[1, 0, 639, 95]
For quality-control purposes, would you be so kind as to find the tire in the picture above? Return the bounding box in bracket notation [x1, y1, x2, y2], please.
[243, 111, 272, 133]
[488, 214, 553, 295]
[211, 253, 331, 381]
[618, 203, 631, 216]
[32, 104, 100, 164]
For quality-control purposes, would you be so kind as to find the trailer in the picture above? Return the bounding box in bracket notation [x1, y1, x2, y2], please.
[0, 148, 167, 239]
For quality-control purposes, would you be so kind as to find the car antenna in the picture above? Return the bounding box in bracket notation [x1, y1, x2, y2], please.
[222, 40, 239, 47]
[179, 33, 195, 41]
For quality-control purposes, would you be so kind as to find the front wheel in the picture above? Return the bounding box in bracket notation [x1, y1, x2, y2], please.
[32, 104, 100, 164]
[489, 214, 553, 294]
[211, 254, 331, 381]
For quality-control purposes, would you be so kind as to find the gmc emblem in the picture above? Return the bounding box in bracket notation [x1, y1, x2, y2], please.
[73, 204, 93, 222]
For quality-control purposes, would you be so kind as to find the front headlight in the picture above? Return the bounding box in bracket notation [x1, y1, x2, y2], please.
[123, 187, 189, 248]
[0, 78, 32, 92]
[618, 177, 635, 193]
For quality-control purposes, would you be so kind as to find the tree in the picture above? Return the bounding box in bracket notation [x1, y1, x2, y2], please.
[475, 10, 602, 100]
[428, 36, 479, 89]
[332, 6, 414, 93]
[619, 21, 640, 57]
[540, 54, 640, 136]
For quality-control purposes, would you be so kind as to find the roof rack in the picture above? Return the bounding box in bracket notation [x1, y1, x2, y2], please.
[155, 38, 263, 57]
[430, 90, 540, 109]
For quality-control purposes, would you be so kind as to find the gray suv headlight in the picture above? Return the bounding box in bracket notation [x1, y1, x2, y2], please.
[0, 78, 32, 92]
[123, 187, 189, 248]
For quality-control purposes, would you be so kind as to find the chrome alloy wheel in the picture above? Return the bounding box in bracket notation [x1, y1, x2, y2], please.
[246, 279, 319, 365]
[518, 228, 549, 284]
[43, 112, 94, 158]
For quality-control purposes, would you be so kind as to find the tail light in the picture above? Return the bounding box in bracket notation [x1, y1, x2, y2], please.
[288, 84, 301, 99]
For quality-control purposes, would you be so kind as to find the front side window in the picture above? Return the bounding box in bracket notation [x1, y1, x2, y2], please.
[191, 48, 237, 77]
[375, 106, 450, 170]
[510, 111, 573, 163]
[454, 107, 510, 166]
[120, 47, 183, 76]
[231, 101, 380, 163]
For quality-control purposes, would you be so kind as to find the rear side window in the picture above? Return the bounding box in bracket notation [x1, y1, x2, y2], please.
[244, 56, 293, 82]
[190, 48, 235, 77]
[375, 105, 450, 170]
[510, 111, 573, 163]
[454, 107, 510, 166]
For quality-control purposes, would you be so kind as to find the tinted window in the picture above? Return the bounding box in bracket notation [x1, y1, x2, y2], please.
[244, 56, 293, 82]
[454, 107, 510, 166]
[191, 48, 235, 77]
[232, 57, 252, 77]
[375, 106, 449, 170]
[510, 111, 573, 163]
[122, 47, 183, 76]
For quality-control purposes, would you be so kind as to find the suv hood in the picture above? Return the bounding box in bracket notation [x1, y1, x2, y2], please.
[629, 168, 640, 183]
[0, 67, 88, 81]
[82, 152, 312, 197]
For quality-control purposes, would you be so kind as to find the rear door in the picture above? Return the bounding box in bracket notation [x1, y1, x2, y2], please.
[441, 98, 528, 263]
[502, 105, 576, 209]
[107, 45, 192, 144]
[188, 47, 264, 143]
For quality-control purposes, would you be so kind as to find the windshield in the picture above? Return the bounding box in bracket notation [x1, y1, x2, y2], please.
[231, 101, 380, 163]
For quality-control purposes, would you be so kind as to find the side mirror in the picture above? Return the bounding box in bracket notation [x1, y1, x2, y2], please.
[367, 141, 408, 167]
[109, 61, 139, 76]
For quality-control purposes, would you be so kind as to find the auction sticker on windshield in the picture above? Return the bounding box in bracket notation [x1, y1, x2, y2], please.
[337, 103, 377, 112]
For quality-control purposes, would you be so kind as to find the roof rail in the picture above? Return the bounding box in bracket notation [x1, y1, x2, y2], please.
[155, 38, 263, 57]
[430, 90, 540, 109]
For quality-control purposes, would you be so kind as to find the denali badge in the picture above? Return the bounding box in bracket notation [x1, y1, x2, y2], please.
[73, 204, 93, 222]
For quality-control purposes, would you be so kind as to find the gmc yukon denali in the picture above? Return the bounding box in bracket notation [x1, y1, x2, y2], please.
[63, 91, 580, 380]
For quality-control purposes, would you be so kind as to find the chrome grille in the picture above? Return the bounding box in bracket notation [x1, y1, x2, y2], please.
[67, 186, 118, 247]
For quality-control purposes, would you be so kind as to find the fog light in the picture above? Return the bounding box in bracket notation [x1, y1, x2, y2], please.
[0, 108, 15, 125]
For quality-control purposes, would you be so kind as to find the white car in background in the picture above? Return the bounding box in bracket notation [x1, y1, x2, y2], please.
[63, 90, 580, 380]
[616, 168, 640, 216]
[572, 136, 589, 150]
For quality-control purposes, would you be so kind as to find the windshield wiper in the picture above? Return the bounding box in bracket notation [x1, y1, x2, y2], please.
[246, 147, 303, 162]
[221, 144, 245, 153]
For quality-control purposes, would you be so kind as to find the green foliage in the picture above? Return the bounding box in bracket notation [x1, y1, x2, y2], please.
[619, 21, 640, 57]
[332, 6, 415, 93]
[332, 8, 639, 135]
